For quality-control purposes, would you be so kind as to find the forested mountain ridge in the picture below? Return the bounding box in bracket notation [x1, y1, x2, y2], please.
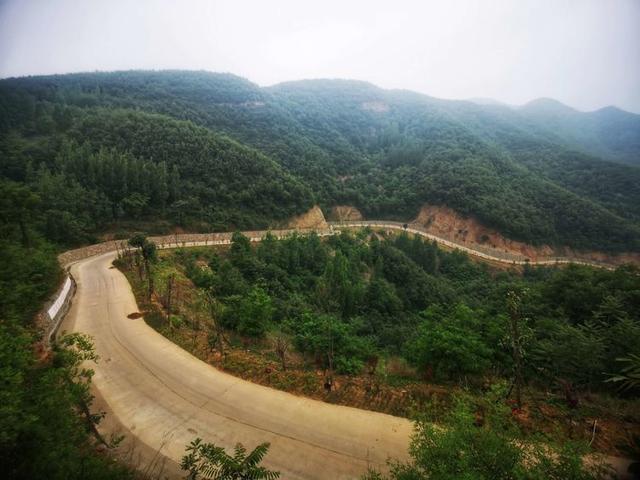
[1, 103, 314, 244]
[1, 70, 639, 252]
[519, 98, 640, 166]
[1, 70, 640, 480]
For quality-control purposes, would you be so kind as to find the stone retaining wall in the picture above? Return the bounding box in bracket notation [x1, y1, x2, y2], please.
[58, 229, 334, 267]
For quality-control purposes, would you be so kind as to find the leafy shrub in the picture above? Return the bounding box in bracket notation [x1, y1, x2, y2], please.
[335, 356, 365, 375]
[170, 314, 184, 328]
[405, 305, 495, 381]
[365, 386, 607, 480]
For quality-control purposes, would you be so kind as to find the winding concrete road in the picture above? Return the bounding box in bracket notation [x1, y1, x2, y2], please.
[55, 224, 629, 479]
[331, 221, 616, 268]
[60, 251, 412, 479]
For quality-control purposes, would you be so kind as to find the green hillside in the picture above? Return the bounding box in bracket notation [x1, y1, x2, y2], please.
[1, 70, 639, 251]
[1, 70, 640, 480]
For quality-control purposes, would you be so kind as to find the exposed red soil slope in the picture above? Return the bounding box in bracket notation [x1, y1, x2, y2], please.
[412, 205, 639, 265]
[285, 205, 328, 230]
[328, 205, 364, 222]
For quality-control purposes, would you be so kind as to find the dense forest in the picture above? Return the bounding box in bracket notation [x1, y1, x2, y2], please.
[0, 106, 313, 244]
[1, 70, 639, 479]
[1, 70, 639, 251]
[171, 230, 640, 391]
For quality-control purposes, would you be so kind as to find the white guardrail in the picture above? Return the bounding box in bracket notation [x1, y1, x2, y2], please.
[47, 276, 72, 319]
[46, 274, 76, 346]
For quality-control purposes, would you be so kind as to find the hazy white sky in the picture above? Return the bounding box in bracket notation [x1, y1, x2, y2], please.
[1, 0, 639, 112]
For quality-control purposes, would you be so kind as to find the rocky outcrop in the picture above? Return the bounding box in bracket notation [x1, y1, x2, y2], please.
[286, 205, 328, 230]
[328, 205, 364, 222]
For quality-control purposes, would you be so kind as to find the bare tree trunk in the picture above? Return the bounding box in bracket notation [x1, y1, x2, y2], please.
[145, 259, 153, 300]
[214, 316, 226, 357]
[507, 291, 524, 409]
[18, 219, 30, 247]
[511, 316, 522, 408]
[192, 304, 201, 348]
[274, 335, 289, 371]
[325, 329, 334, 392]
[166, 274, 174, 327]
[206, 293, 226, 357]
[136, 253, 144, 282]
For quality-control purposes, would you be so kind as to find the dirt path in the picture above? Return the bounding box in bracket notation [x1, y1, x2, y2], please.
[59, 251, 412, 479]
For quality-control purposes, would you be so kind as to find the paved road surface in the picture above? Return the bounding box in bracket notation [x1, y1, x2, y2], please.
[331, 222, 614, 268]
[60, 251, 412, 479]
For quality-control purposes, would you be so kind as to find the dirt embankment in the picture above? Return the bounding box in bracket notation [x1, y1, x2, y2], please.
[328, 205, 364, 222]
[413, 205, 554, 260]
[286, 205, 328, 230]
[412, 205, 640, 265]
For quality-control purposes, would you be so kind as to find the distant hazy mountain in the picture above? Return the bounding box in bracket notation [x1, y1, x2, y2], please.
[1, 70, 639, 251]
[520, 97, 578, 115]
[464, 96, 640, 166]
[518, 98, 640, 166]
[467, 97, 512, 107]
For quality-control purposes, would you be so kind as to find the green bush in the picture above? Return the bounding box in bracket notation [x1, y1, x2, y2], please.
[335, 355, 365, 375]
[221, 287, 273, 338]
[405, 305, 494, 381]
[365, 386, 607, 480]
[170, 314, 184, 328]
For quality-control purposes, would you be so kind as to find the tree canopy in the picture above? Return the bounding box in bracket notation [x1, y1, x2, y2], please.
[2, 70, 640, 251]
